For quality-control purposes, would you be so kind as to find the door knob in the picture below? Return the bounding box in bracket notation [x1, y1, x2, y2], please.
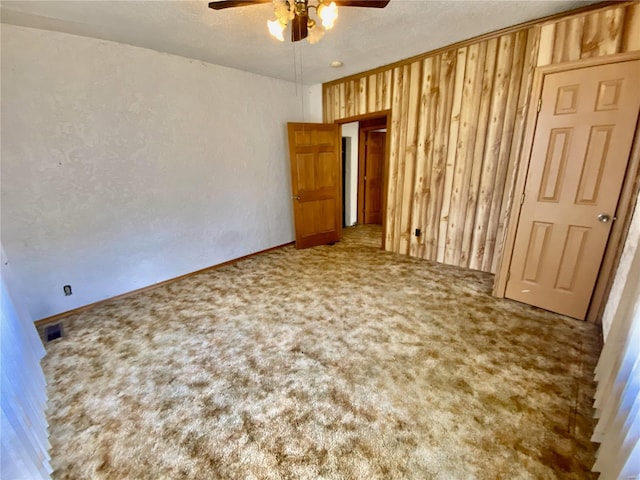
[292, 195, 300, 200]
[597, 213, 613, 223]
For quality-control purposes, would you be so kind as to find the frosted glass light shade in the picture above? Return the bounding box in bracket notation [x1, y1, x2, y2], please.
[267, 19, 285, 41]
[318, 2, 338, 30]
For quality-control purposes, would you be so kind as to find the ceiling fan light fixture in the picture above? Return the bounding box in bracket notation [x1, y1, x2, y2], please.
[317, 1, 338, 30]
[273, 0, 294, 22]
[209, 0, 389, 44]
[265, 0, 338, 43]
[267, 18, 286, 41]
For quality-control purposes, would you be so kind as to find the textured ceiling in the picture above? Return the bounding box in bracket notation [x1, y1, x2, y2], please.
[1, 0, 598, 84]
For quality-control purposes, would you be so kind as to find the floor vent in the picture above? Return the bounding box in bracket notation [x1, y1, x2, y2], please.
[44, 323, 64, 342]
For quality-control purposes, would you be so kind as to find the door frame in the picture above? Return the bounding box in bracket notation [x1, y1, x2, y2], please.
[357, 117, 388, 225]
[493, 51, 640, 323]
[334, 110, 392, 249]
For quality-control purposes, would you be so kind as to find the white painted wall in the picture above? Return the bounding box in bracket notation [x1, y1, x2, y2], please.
[1, 25, 310, 320]
[342, 122, 359, 226]
[306, 84, 323, 123]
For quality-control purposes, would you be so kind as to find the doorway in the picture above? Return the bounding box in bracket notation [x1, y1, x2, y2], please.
[339, 113, 389, 248]
[341, 137, 348, 227]
[357, 117, 387, 226]
[342, 122, 359, 227]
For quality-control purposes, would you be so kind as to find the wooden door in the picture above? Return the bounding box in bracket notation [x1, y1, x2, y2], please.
[363, 131, 385, 225]
[287, 122, 342, 249]
[505, 60, 640, 320]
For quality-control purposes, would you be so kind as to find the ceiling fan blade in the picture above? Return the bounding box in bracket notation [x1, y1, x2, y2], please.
[334, 0, 390, 7]
[291, 13, 309, 42]
[208, 0, 271, 10]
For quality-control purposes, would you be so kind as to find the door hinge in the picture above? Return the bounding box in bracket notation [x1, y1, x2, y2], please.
[537, 98, 542, 113]
[506, 271, 511, 283]
[520, 193, 525, 205]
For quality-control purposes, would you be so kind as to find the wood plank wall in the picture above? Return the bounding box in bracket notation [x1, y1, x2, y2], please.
[323, 2, 640, 273]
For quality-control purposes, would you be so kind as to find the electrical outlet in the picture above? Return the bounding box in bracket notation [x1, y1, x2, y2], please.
[63, 285, 72, 296]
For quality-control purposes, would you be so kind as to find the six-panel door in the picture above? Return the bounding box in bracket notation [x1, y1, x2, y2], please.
[506, 60, 640, 319]
[288, 123, 342, 249]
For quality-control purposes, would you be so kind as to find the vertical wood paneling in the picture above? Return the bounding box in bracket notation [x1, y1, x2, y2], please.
[335, 83, 341, 119]
[470, 34, 515, 270]
[484, 30, 527, 272]
[598, 8, 624, 56]
[376, 71, 386, 111]
[458, 39, 490, 267]
[393, 65, 412, 253]
[581, 10, 602, 58]
[537, 23, 555, 66]
[551, 16, 585, 63]
[552, 19, 568, 63]
[366, 74, 375, 113]
[385, 66, 403, 249]
[566, 16, 586, 61]
[383, 70, 393, 110]
[430, 51, 456, 262]
[324, 86, 333, 123]
[622, 3, 640, 51]
[446, 43, 484, 266]
[338, 83, 346, 119]
[344, 80, 354, 118]
[410, 57, 437, 259]
[437, 48, 466, 263]
[323, 3, 640, 273]
[493, 27, 540, 275]
[358, 77, 367, 116]
[399, 62, 422, 254]
[423, 55, 443, 261]
[372, 72, 381, 111]
[537, 4, 632, 66]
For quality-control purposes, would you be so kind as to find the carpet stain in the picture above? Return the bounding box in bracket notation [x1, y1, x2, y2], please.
[42, 225, 601, 479]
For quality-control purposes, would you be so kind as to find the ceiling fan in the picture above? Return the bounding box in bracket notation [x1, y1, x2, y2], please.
[208, 0, 391, 43]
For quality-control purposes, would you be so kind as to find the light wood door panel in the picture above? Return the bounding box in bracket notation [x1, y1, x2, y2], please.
[288, 123, 342, 249]
[506, 60, 640, 319]
[364, 131, 385, 225]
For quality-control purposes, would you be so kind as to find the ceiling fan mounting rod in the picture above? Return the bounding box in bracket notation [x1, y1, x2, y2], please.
[292, 0, 308, 16]
[289, 0, 331, 15]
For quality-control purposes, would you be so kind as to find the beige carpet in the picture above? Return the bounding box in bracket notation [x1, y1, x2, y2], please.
[41, 225, 601, 479]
